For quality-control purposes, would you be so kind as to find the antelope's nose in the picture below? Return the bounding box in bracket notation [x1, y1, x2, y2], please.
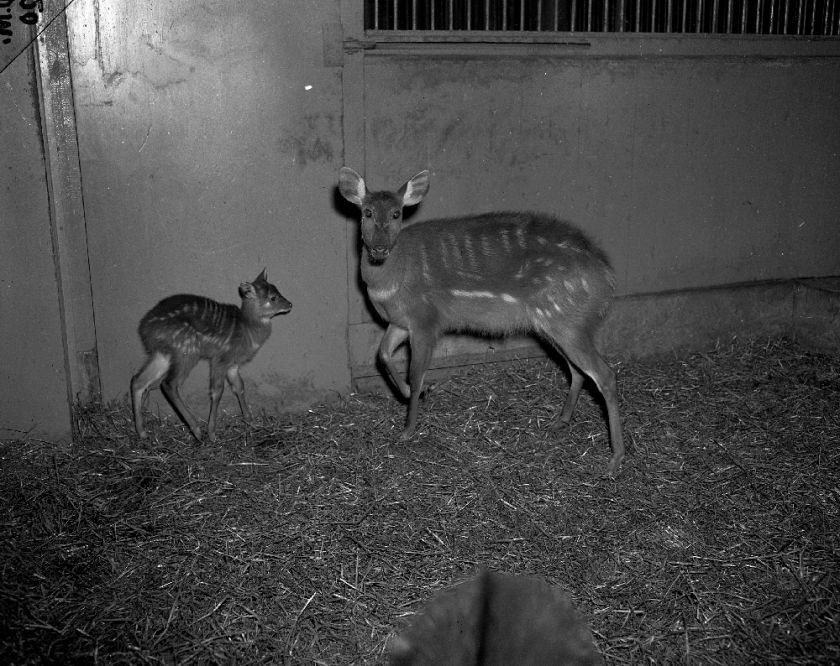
[368, 245, 390, 262]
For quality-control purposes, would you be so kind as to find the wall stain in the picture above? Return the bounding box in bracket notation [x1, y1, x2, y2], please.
[276, 114, 337, 167]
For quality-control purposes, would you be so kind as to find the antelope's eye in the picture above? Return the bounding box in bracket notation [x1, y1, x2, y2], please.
[363, 208, 373, 218]
[392, 210, 401, 219]
[270, 295, 278, 302]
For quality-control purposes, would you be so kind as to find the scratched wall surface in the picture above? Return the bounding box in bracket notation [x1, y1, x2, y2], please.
[0, 46, 71, 439]
[65, 0, 348, 410]
[10, 0, 840, 429]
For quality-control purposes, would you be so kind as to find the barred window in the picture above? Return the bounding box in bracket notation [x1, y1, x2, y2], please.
[365, 0, 840, 35]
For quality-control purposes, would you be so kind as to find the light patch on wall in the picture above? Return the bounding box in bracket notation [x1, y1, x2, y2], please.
[305, 85, 313, 91]
[276, 113, 337, 167]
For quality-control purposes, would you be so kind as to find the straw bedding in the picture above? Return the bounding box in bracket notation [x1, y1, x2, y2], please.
[1, 336, 838, 664]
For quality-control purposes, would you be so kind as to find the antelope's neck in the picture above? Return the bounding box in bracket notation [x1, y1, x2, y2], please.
[361, 251, 403, 303]
[242, 316, 272, 349]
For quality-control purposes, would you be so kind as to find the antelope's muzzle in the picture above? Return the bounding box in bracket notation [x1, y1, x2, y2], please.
[367, 245, 390, 263]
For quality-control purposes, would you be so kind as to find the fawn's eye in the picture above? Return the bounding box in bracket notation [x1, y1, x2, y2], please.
[363, 208, 373, 218]
[270, 295, 277, 302]
[392, 210, 401, 219]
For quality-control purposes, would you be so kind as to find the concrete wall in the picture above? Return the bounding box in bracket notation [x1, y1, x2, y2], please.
[0, 45, 70, 439]
[65, 0, 350, 412]
[2, 1, 839, 438]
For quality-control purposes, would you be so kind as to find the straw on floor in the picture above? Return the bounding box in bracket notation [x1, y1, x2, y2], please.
[1, 336, 838, 664]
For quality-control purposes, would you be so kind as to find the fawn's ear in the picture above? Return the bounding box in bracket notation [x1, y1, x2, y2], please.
[339, 167, 366, 207]
[239, 281, 257, 299]
[255, 268, 268, 283]
[400, 170, 430, 207]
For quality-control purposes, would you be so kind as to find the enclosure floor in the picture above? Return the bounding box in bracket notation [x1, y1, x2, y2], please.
[2, 337, 838, 664]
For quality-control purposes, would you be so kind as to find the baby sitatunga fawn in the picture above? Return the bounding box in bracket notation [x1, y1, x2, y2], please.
[131, 269, 291, 441]
[389, 570, 600, 665]
[339, 167, 624, 476]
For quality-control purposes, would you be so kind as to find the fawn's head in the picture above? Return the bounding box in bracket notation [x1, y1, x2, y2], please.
[239, 269, 292, 322]
[339, 167, 430, 264]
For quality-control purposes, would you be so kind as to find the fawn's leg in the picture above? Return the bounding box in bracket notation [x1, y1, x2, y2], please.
[160, 377, 203, 441]
[130, 352, 170, 439]
[226, 365, 251, 423]
[206, 363, 228, 443]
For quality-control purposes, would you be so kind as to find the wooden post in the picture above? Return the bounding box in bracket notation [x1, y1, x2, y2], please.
[34, 0, 101, 414]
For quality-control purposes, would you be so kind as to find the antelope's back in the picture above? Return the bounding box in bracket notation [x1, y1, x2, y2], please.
[138, 295, 241, 355]
[394, 212, 614, 306]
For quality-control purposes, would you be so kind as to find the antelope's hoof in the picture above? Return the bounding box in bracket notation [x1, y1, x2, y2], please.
[553, 417, 572, 430]
[602, 456, 624, 479]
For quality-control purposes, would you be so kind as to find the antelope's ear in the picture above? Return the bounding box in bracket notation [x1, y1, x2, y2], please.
[339, 167, 366, 206]
[255, 268, 268, 283]
[400, 170, 430, 207]
[239, 282, 257, 299]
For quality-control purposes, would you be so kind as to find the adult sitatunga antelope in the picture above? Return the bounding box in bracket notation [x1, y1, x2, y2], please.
[339, 167, 624, 476]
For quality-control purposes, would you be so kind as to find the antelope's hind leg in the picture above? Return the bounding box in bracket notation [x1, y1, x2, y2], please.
[559, 355, 586, 426]
[544, 330, 625, 477]
[131, 352, 171, 439]
[159, 360, 203, 442]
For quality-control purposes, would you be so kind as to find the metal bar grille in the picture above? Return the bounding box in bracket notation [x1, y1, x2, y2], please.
[365, 0, 840, 34]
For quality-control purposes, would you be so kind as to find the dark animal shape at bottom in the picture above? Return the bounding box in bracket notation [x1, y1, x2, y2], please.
[390, 570, 601, 665]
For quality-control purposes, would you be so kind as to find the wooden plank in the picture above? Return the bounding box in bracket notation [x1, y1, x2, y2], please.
[35, 0, 100, 407]
[341, 0, 370, 328]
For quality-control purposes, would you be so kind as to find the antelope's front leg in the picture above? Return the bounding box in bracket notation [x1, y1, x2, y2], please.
[226, 366, 252, 423]
[402, 334, 435, 440]
[206, 365, 228, 443]
[378, 324, 411, 399]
